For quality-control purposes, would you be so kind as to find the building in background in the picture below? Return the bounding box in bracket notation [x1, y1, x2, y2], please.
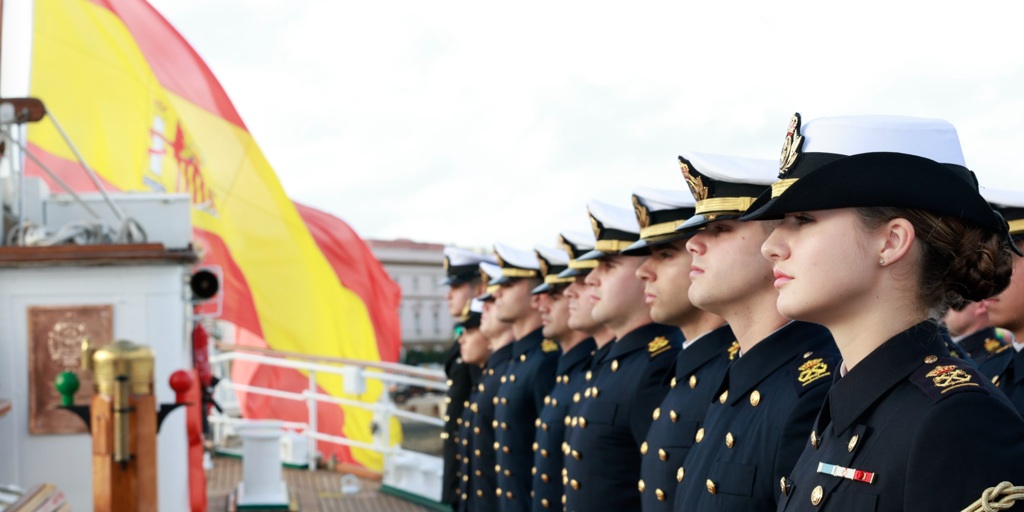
[368, 239, 452, 361]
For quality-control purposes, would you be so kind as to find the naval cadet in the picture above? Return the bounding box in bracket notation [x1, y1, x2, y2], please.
[561, 200, 682, 512]
[977, 187, 1024, 416]
[529, 245, 596, 511]
[557, 230, 617, 457]
[459, 270, 516, 512]
[491, 243, 560, 512]
[745, 114, 1024, 511]
[622, 187, 731, 512]
[671, 150, 838, 512]
[944, 301, 1013, 378]
[441, 247, 497, 508]
[453, 299, 490, 509]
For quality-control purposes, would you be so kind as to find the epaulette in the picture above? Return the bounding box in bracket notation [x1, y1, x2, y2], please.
[909, 357, 989, 404]
[727, 341, 740, 361]
[790, 353, 835, 396]
[648, 336, 672, 357]
[541, 339, 559, 353]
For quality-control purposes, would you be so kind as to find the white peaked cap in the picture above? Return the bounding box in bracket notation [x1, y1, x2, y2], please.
[801, 115, 966, 166]
[587, 200, 640, 233]
[493, 243, 541, 270]
[680, 151, 777, 185]
[469, 298, 484, 314]
[633, 187, 696, 211]
[479, 262, 503, 281]
[561, 230, 596, 250]
[534, 246, 570, 265]
[444, 246, 497, 266]
[980, 187, 1024, 208]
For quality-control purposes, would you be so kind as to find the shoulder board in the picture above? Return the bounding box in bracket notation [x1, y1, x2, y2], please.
[910, 357, 990, 404]
[790, 354, 835, 396]
[541, 339, 559, 353]
[726, 341, 740, 361]
[648, 336, 672, 357]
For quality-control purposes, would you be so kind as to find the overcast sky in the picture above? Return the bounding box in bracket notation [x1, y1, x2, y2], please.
[148, 0, 1024, 250]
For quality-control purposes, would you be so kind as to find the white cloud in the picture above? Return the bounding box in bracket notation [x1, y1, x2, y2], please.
[149, 0, 1024, 248]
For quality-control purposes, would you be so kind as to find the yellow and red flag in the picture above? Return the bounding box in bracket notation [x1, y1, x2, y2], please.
[24, 0, 402, 470]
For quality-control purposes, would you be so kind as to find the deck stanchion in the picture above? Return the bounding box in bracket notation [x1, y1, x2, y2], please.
[308, 369, 318, 472]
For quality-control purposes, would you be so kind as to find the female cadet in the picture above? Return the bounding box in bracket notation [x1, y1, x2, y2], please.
[741, 114, 1024, 511]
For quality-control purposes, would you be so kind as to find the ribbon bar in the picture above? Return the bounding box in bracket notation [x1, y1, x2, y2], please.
[817, 462, 876, 485]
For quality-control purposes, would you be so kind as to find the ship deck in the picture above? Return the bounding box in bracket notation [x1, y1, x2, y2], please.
[206, 456, 433, 512]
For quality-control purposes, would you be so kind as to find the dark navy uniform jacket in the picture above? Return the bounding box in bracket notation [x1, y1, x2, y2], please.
[564, 323, 682, 512]
[776, 321, 1024, 512]
[531, 338, 596, 511]
[562, 341, 615, 453]
[494, 328, 560, 512]
[640, 324, 735, 512]
[458, 343, 513, 512]
[989, 338, 1024, 417]
[444, 341, 483, 505]
[955, 326, 1015, 378]
[673, 321, 837, 512]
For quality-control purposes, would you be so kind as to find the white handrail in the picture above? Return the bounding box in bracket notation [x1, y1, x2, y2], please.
[210, 351, 449, 391]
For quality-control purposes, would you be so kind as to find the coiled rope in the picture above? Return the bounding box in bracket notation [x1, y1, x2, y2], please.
[961, 482, 1024, 512]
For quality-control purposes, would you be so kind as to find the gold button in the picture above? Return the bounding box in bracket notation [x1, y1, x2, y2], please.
[492, 397, 498, 405]
[532, 442, 539, 452]
[552, 399, 558, 407]
[563, 376, 569, 385]
[573, 450, 581, 460]
[689, 375, 697, 388]
[501, 376, 506, 383]
[445, 396, 451, 404]
[463, 475, 469, 481]
[641, 442, 648, 454]
[503, 446, 510, 454]
[562, 495, 567, 504]
[535, 418, 541, 427]
[475, 449, 481, 456]
[658, 448, 667, 461]
[638, 480, 645, 493]
[510, 374, 516, 382]
[501, 422, 508, 429]
[474, 427, 481, 434]
[544, 396, 550, 405]
[504, 469, 512, 477]
[542, 473, 549, 483]
[492, 420, 498, 428]
[532, 466, 537, 475]
[810, 431, 819, 449]
[695, 428, 705, 443]
[653, 408, 661, 420]
[572, 416, 579, 427]
[780, 477, 788, 496]
[496, 464, 501, 472]
[750, 390, 761, 407]
[464, 399, 470, 407]
[489, 369, 494, 375]
[803, 351, 813, 358]
[562, 468, 568, 476]
[848, 434, 859, 452]
[571, 479, 580, 490]
[447, 379, 453, 386]
[719, 390, 729, 403]
[563, 443, 571, 454]
[502, 397, 508, 405]
[677, 467, 685, 482]
[541, 498, 549, 507]
[612, 360, 619, 371]
[726, 432, 735, 449]
[706, 479, 716, 494]
[671, 377, 677, 388]
[479, 383, 485, 391]
[811, 485, 823, 505]
[924, 355, 938, 364]
[565, 416, 571, 426]
[540, 449, 547, 457]
[556, 376, 562, 384]
[993, 375, 1001, 385]
[563, 475, 569, 485]
[584, 388, 591, 398]
[579, 417, 587, 428]
[574, 392, 581, 403]
[496, 488, 502, 496]
[586, 371, 592, 381]
[592, 388, 599, 398]
[656, 489, 665, 501]
[670, 410, 678, 422]
[542, 423, 548, 431]
[521, 354, 527, 361]
[507, 491, 513, 499]
[494, 442, 500, 450]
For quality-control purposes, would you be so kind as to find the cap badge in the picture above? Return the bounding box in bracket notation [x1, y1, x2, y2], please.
[779, 113, 804, 178]
[538, 257, 549, 277]
[542, 340, 559, 353]
[495, 252, 506, 269]
[632, 196, 651, 229]
[797, 358, 831, 386]
[680, 160, 709, 202]
[443, 256, 450, 271]
[589, 210, 602, 239]
[560, 236, 576, 259]
[926, 364, 976, 391]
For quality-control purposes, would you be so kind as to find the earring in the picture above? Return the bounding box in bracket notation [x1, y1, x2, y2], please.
[879, 258, 886, 266]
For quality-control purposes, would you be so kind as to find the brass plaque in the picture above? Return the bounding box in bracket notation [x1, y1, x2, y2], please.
[28, 305, 113, 434]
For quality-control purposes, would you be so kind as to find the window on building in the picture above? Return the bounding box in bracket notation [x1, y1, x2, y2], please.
[433, 309, 440, 336]
[414, 310, 421, 337]
[412, 276, 419, 292]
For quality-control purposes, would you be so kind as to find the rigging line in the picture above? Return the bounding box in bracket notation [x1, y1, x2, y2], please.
[0, 131, 102, 220]
[46, 111, 126, 221]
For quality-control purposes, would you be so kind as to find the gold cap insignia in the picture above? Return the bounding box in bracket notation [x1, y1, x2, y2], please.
[560, 236, 575, 259]
[633, 195, 651, 229]
[779, 113, 804, 178]
[495, 252, 506, 269]
[538, 257, 549, 277]
[443, 256, 450, 271]
[542, 339, 559, 353]
[680, 159, 709, 202]
[589, 209, 602, 239]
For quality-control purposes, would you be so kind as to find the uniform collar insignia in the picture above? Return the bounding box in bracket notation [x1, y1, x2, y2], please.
[542, 339, 559, 353]
[648, 336, 671, 357]
[779, 113, 804, 178]
[727, 341, 740, 360]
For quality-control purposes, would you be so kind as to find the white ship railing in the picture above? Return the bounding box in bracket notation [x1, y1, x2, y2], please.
[207, 344, 449, 477]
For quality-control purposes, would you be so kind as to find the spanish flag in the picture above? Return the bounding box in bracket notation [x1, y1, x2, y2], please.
[23, 0, 403, 470]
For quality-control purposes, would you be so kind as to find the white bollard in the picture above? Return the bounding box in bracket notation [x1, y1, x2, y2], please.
[236, 421, 289, 507]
